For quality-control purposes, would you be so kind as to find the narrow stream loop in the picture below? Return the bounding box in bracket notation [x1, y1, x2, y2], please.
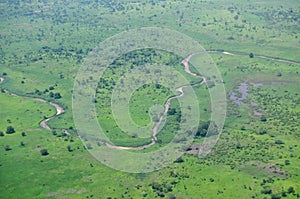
[106, 53, 206, 150]
[0, 50, 298, 140]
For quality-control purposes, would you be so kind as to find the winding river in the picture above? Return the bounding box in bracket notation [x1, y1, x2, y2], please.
[0, 50, 299, 150]
[0, 78, 67, 134]
[106, 53, 206, 150]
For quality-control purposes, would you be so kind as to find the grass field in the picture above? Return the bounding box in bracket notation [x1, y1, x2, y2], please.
[0, 0, 299, 198]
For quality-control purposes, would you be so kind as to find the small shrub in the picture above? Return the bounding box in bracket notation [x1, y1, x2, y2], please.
[260, 115, 267, 122]
[174, 157, 184, 163]
[67, 145, 72, 152]
[287, 187, 295, 194]
[40, 149, 49, 156]
[6, 126, 15, 134]
[285, 160, 290, 165]
[271, 193, 281, 199]
[4, 145, 12, 151]
[275, 140, 284, 145]
[261, 186, 272, 194]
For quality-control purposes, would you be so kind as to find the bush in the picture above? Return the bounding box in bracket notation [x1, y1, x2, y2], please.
[196, 121, 210, 137]
[40, 149, 49, 156]
[285, 160, 290, 165]
[67, 145, 72, 152]
[260, 115, 267, 122]
[0, 131, 4, 136]
[174, 157, 184, 163]
[259, 130, 267, 135]
[261, 186, 272, 194]
[4, 145, 12, 151]
[287, 187, 295, 194]
[54, 92, 62, 99]
[271, 193, 281, 199]
[275, 140, 284, 145]
[6, 126, 15, 134]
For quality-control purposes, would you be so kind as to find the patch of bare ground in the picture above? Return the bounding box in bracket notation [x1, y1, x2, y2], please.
[245, 162, 288, 179]
[46, 188, 86, 198]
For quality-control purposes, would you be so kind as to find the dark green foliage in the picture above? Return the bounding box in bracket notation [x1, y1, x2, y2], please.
[54, 92, 62, 99]
[4, 145, 11, 151]
[6, 126, 15, 134]
[195, 121, 210, 137]
[287, 187, 295, 194]
[168, 108, 176, 115]
[259, 129, 267, 135]
[174, 157, 184, 163]
[150, 182, 173, 197]
[275, 140, 284, 145]
[284, 160, 290, 165]
[271, 193, 281, 199]
[67, 145, 72, 152]
[261, 186, 272, 194]
[40, 149, 49, 156]
[260, 115, 267, 122]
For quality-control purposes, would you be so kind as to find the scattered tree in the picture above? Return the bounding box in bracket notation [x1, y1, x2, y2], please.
[249, 53, 254, 58]
[285, 160, 290, 165]
[67, 145, 72, 152]
[40, 149, 49, 156]
[54, 92, 62, 99]
[4, 145, 12, 151]
[275, 140, 284, 145]
[277, 71, 282, 77]
[6, 126, 15, 134]
[168, 108, 176, 115]
[287, 187, 295, 194]
[260, 115, 267, 122]
[174, 157, 184, 163]
[261, 186, 272, 194]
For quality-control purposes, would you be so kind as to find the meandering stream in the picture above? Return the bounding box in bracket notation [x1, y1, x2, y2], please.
[1, 50, 298, 150]
[106, 53, 206, 150]
[0, 78, 67, 134]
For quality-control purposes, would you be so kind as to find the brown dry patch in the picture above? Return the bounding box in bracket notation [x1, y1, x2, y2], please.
[247, 162, 288, 179]
[185, 143, 201, 155]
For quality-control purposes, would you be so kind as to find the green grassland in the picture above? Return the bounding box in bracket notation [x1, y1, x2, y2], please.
[0, 0, 300, 198]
